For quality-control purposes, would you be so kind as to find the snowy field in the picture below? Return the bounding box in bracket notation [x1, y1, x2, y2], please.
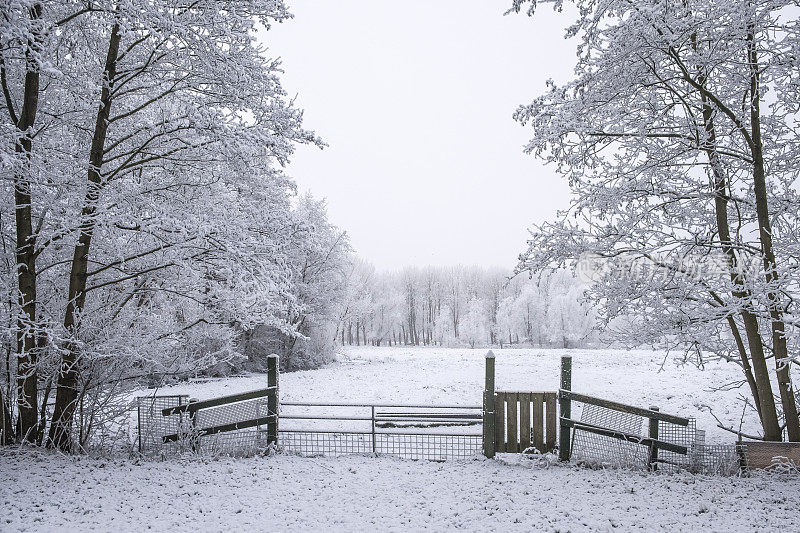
[143, 347, 763, 442]
[4, 347, 797, 532]
[2, 449, 799, 532]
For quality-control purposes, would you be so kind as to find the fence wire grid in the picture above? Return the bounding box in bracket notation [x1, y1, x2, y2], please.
[569, 402, 741, 475]
[136, 394, 189, 455]
[279, 431, 482, 460]
[137, 396, 483, 460]
[194, 397, 274, 431]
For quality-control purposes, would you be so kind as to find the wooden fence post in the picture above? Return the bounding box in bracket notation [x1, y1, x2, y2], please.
[483, 350, 496, 458]
[187, 398, 199, 452]
[559, 356, 572, 462]
[648, 406, 659, 471]
[267, 354, 279, 447]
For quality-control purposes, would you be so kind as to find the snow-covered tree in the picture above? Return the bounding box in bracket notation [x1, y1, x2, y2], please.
[0, 0, 331, 449]
[458, 297, 488, 348]
[512, 0, 800, 440]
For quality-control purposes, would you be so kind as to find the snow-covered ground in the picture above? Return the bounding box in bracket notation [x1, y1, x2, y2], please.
[143, 347, 762, 442]
[2, 448, 798, 532]
[5, 347, 796, 532]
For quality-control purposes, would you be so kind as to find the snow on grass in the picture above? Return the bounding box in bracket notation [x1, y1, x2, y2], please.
[4, 348, 796, 532]
[143, 347, 759, 442]
[2, 449, 798, 532]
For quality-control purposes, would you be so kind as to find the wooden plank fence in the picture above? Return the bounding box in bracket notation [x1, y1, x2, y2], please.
[493, 391, 557, 453]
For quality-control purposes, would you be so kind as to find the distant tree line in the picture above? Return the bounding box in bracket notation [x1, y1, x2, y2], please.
[335, 264, 597, 349]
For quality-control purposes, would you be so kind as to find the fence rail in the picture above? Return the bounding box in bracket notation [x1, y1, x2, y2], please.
[558, 390, 689, 426]
[161, 386, 277, 416]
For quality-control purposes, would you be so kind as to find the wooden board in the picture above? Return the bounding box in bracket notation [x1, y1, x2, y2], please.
[494, 392, 505, 453]
[545, 392, 557, 452]
[742, 442, 800, 470]
[506, 392, 518, 453]
[532, 392, 544, 451]
[519, 393, 531, 452]
[558, 390, 688, 426]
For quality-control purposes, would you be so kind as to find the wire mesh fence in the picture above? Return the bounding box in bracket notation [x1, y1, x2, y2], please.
[570, 403, 649, 469]
[136, 388, 746, 472]
[568, 401, 742, 475]
[278, 403, 483, 461]
[136, 394, 188, 455]
[193, 397, 272, 432]
[190, 428, 272, 457]
[279, 431, 482, 460]
[137, 396, 483, 460]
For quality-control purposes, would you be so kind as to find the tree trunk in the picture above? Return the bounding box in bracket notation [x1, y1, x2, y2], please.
[746, 26, 800, 441]
[696, 71, 777, 437]
[4, 1, 45, 443]
[48, 21, 122, 451]
[0, 386, 12, 444]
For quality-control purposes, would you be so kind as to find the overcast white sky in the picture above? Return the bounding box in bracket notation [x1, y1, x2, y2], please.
[261, 1, 578, 271]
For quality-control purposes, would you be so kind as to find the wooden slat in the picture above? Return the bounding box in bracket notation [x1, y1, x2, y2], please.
[506, 393, 518, 453]
[162, 415, 277, 443]
[558, 390, 689, 426]
[532, 392, 544, 451]
[519, 393, 531, 452]
[545, 392, 557, 452]
[162, 386, 276, 416]
[494, 392, 505, 452]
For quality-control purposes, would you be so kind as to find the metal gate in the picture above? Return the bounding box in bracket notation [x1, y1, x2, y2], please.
[279, 402, 483, 461]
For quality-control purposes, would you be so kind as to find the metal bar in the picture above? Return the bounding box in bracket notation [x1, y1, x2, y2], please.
[494, 390, 553, 395]
[375, 413, 482, 418]
[371, 406, 376, 453]
[376, 422, 480, 429]
[278, 429, 483, 436]
[281, 402, 482, 409]
[558, 390, 690, 426]
[561, 418, 688, 455]
[162, 386, 278, 416]
[279, 415, 375, 421]
[375, 416, 481, 422]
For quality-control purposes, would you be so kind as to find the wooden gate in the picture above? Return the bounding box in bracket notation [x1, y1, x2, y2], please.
[493, 391, 557, 453]
[482, 351, 557, 457]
